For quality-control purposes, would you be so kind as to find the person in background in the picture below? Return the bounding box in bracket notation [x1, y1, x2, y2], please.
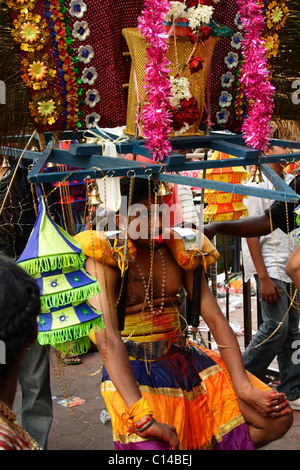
[204, 120, 300, 411]
[242, 151, 300, 409]
[0, 255, 42, 450]
[0, 155, 54, 448]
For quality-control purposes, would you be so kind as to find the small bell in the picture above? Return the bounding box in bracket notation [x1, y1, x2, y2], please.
[87, 182, 102, 206]
[1, 156, 10, 168]
[251, 165, 264, 184]
[155, 181, 172, 196]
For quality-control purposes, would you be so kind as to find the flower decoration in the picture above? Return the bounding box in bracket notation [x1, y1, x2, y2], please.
[168, 76, 200, 135]
[82, 67, 98, 85]
[28, 60, 48, 81]
[236, 0, 275, 150]
[85, 89, 100, 108]
[38, 98, 56, 117]
[164, 0, 216, 44]
[231, 32, 243, 50]
[78, 45, 94, 64]
[219, 91, 232, 108]
[138, 0, 172, 161]
[216, 109, 230, 125]
[69, 0, 87, 19]
[29, 90, 63, 126]
[263, 33, 280, 59]
[20, 21, 41, 43]
[221, 72, 234, 89]
[189, 55, 204, 74]
[11, 13, 49, 52]
[224, 51, 239, 69]
[21, 53, 57, 91]
[6, 0, 37, 11]
[234, 13, 244, 31]
[72, 20, 90, 41]
[265, 1, 289, 31]
[188, 4, 214, 31]
[85, 112, 101, 129]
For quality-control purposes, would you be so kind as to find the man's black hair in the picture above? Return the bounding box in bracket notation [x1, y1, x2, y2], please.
[120, 176, 156, 206]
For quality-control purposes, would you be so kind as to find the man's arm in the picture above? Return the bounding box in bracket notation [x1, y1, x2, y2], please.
[246, 237, 280, 305]
[286, 244, 300, 291]
[85, 257, 179, 448]
[204, 214, 273, 241]
[184, 271, 289, 417]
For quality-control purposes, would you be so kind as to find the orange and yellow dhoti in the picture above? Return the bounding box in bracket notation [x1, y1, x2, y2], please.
[100, 307, 270, 450]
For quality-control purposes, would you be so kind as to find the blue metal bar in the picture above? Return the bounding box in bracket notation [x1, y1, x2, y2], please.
[138, 172, 300, 203]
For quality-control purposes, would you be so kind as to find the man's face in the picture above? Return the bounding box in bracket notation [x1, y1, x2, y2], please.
[127, 195, 165, 247]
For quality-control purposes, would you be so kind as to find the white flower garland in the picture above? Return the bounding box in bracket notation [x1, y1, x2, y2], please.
[169, 76, 192, 108]
[165, 0, 220, 31]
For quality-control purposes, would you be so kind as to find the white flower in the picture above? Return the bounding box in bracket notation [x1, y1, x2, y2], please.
[221, 71, 234, 88]
[234, 13, 244, 31]
[85, 112, 100, 129]
[82, 66, 98, 85]
[72, 21, 90, 41]
[69, 0, 87, 19]
[164, 1, 186, 23]
[216, 109, 230, 125]
[169, 76, 191, 108]
[78, 45, 94, 64]
[219, 91, 232, 108]
[224, 51, 239, 69]
[187, 5, 214, 31]
[231, 32, 243, 50]
[85, 89, 100, 108]
[174, 122, 190, 137]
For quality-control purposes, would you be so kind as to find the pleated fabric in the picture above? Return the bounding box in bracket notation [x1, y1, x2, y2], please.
[101, 342, 270, 450]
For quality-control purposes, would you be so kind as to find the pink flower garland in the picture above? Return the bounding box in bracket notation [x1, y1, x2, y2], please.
[138, 0, 172, 161]
[236, 0, 275, 151]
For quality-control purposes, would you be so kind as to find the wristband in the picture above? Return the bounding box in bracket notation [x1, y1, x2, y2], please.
[136, 417, 156, 433]
[126, 397, 153, 424]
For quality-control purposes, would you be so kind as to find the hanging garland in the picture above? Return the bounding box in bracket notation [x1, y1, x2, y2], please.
[236, 0, 275, 150]
[138, 0, 172, 162]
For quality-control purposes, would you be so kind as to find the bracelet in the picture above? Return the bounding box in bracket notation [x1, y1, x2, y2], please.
[136, 417, 156, 433]
[135, 416, 153, 430]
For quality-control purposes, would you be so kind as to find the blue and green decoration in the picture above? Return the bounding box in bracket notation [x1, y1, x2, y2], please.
[18, 194, 104, 355]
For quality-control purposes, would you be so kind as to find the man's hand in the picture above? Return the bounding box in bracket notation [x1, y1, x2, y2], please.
[259, 276, 281, 305]
[239, 385, 291, 419]
[133, 418, 180, 450]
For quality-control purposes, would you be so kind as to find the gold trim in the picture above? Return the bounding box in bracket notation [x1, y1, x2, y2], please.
[102, 380, 206, 401]
[199, 364, 222, 381]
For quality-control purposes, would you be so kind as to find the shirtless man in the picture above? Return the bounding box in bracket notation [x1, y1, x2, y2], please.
[83, 177, 292, 450]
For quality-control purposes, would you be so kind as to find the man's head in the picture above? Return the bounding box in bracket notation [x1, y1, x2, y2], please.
[116, 177, 168, 246]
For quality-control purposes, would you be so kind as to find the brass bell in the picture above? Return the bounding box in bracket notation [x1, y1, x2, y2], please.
[1, 156, 10, 168]
[251, 165, 264, 184]
[87, 182, 102, 206]
[155, 181, 172, 196]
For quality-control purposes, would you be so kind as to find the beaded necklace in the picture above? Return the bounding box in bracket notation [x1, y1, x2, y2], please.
[135, 247, 166, 315]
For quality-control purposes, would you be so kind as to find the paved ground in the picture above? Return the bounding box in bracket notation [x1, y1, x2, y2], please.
[14, 291, 300, 451]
